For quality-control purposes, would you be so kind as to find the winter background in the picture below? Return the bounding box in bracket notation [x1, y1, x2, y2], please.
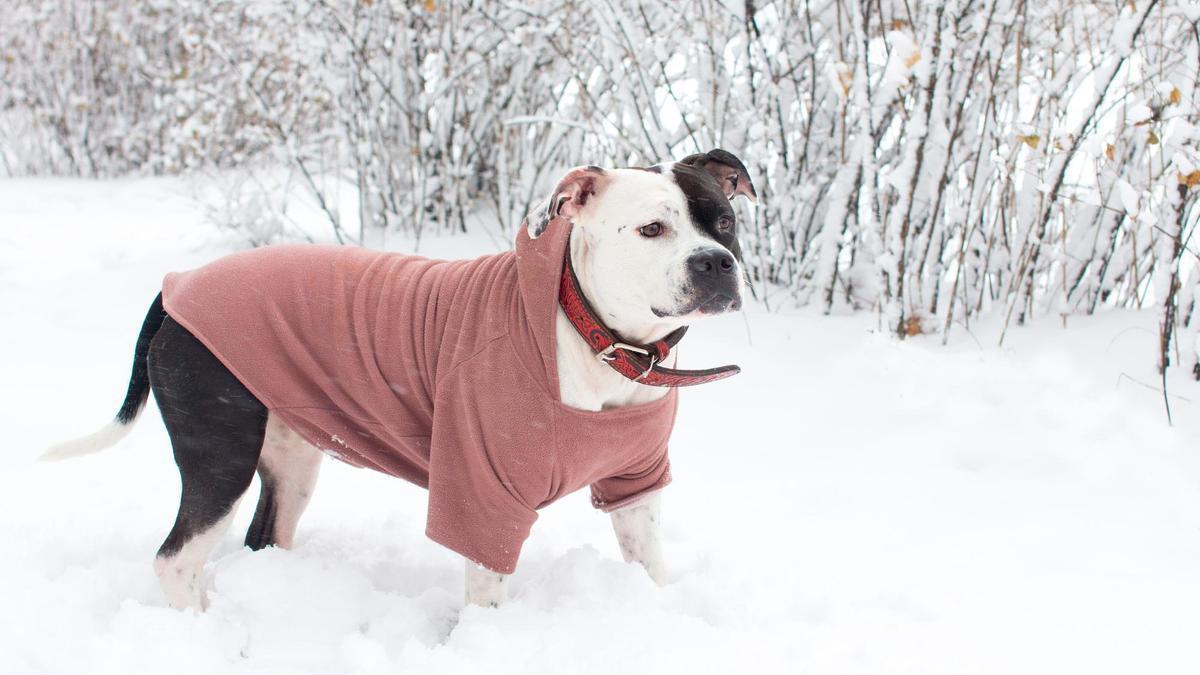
[3, 1, 1200, 674]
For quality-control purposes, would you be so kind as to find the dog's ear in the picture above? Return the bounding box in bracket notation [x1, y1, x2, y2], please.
[527, 166, 607, 238]
[548, 165, 610, 222]
[678, 149, 758, 203]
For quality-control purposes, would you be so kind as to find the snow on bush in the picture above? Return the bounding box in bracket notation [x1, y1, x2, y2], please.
[1, 0, 1198, 372]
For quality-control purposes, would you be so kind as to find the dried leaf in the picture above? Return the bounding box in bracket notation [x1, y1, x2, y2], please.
[1105, 144, 1115, 161]
[1169, 87, 1182, 105]
[904, 49, 922, 69]
[1017, 134, 1040, 149]
[1148, 130, 1159, 145]
[1179, 171, 1200, 188]
[424, 0, 436, 11]
[903, 316, 923, 337]
[835, 65, 853, 97]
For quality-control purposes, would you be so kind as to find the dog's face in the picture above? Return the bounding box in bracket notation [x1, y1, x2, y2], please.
[536, 150, 757, 338]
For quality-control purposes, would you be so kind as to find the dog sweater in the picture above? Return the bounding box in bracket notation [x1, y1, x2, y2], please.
[161, 219, 676, 573]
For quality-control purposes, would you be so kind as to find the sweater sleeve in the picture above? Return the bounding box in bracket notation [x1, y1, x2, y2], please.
[424, 343, 551, 575]
[589, 445, 672, 513]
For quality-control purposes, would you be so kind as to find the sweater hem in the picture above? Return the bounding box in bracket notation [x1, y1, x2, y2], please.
[591, 478, 671, 514]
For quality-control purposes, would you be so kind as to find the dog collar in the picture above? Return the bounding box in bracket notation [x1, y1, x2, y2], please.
[557, 254, 741, 387]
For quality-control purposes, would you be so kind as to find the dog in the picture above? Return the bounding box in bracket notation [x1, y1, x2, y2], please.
[44, 149, 757, 610]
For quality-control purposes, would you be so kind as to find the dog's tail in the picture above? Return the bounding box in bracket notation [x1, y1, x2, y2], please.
[41, 294, 167, 462]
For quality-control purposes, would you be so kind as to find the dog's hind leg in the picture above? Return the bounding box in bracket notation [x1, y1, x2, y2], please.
[245, 413, 323, 551]
[148, 317, 268, 611]
[153, 499, 244, 611]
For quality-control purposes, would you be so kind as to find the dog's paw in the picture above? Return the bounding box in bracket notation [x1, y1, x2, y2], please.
[644, 563, 675, 587]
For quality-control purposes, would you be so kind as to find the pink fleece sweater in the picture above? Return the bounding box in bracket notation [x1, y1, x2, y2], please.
[161, 220, 677, 573]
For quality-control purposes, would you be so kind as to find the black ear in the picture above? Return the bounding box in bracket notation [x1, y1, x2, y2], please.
[678, 149, 758, 202]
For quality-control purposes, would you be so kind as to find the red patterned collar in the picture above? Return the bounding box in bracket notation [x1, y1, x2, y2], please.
[557, 254, 741, 387]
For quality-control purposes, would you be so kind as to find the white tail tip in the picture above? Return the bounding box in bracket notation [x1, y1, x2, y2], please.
[40, 421, 133, 462]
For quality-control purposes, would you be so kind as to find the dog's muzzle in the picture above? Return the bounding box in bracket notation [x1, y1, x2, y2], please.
[685, 250, 741, 314]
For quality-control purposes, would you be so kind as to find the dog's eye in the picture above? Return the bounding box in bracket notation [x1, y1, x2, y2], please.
[716, 216, 734, 233]
[638, 222, 664, 238]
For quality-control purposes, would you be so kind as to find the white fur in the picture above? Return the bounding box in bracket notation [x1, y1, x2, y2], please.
[551, 167, 739, 411]
[565, 168, 744, 343]
[39, 420, 134, 462]
[257, 413, 323, 549]
[153, 500, 242, 611]
[609, 491, 668, 584]
[465, 561, 508, 607]
[553, 308, 678, 411]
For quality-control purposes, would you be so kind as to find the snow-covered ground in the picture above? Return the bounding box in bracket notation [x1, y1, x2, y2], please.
[2, 178, 1199, 675]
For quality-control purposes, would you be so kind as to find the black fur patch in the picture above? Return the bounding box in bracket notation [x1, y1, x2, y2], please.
[116, 293, 167, 424]
[245, 470, 279, 550]
[530, 202, 553, 237]
[149, 316, 268, 558]
[670, 163, 744, 262]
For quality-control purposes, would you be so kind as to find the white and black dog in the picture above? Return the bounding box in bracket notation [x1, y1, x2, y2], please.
[45, 149, 757, 610]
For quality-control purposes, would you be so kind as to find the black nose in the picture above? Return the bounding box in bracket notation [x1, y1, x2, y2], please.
[687, 249, 736, 277]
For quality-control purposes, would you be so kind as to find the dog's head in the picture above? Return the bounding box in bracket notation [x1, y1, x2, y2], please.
[532, 149, 757, 340]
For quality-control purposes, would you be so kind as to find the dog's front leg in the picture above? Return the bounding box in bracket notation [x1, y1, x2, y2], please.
[610, 492, 668, 585]
[465, 560, 508, 607]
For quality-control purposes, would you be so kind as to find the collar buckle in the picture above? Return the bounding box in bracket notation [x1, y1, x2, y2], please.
[596, 342, 651, 362]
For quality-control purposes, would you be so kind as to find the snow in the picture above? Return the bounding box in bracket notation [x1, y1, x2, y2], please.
[1116, 178, 1141, 216]
[2, 178, 1200, 674]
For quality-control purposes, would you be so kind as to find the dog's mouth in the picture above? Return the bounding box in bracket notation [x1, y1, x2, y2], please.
[695, 293, 741, 314]
[652, 291, 742, 318]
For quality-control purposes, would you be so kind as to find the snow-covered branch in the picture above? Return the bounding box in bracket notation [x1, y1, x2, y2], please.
[2, 0, 1198, 371]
